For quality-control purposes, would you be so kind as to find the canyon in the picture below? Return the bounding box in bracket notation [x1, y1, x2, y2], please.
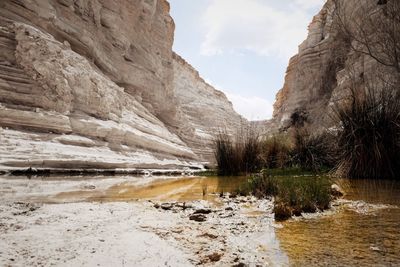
[0, 0, 244, 172]
[0, 0, 396, 171]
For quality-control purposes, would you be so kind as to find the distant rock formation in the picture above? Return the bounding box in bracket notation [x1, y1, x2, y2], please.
[272, 0, 398, 131]
[0, 0, 245, 171]
[172, 53, 245, 163]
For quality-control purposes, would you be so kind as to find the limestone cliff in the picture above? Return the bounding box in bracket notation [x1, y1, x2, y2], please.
[272, 0, 394, 131]
[272, 0, 345, 130]
[0, 0, 244, 171]
[172, 53, 245, 163]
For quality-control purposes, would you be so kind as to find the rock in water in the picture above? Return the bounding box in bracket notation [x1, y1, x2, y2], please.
[331, 184, 345, 197]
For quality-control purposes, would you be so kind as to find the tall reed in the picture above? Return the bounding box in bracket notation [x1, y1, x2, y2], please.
[333, 87, 400, 179]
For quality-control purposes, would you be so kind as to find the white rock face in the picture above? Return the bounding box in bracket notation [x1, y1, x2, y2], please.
[0, 0, 245, 171]
[272, 0, 398, 131]
[0, 23, 196, 170]
[172, 53, 246, 163]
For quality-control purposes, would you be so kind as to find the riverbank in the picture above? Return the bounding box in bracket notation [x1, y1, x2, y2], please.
[0, 174, 287, 266]
[0, 198, 286, 266]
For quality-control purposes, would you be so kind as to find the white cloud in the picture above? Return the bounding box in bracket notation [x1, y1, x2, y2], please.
[294, 0, 325, 10]
[205, 78, 273, 121]
[227, 93, 273, 121]
[201, 0, 325, 60]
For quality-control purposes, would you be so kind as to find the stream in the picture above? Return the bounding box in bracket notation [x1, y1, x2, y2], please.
[1, 174, 399, 266]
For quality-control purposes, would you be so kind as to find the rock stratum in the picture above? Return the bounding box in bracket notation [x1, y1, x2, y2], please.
[0, 0, 244, 171]
[272, 0, 398, 131]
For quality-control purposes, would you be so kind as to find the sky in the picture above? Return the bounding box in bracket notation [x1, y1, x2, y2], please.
[169, 0, 326, 121]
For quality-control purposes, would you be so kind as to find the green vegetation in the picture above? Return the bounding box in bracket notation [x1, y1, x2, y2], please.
[239, 174, 332, 221]
[290, 129, 338, 172]
[215, 85, 400, 181]
[214, 128, 262, 176]
[195, 170, 219, 177]
[334, 87, 400, 179]
[260, 167, 322, 177]
[261, 135, 291, 169]
[214, 129, 336, 176]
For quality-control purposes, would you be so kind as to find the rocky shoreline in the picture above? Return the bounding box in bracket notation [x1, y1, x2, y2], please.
[0, 196, 287, 267]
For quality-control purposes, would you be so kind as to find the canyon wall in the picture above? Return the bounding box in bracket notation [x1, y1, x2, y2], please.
[172, 53, 245, 163]
[0, 0, 244, 171]
[272, 0, 395, 131]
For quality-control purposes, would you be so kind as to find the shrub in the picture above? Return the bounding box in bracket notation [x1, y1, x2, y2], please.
[261, 135, 292, 169]
[214, 131, 241, 176]
[333, 87, 400, 179]
[290, 129, 338, 171]
[214, 127, 262, 175]
[245, 174, 332, 220]
[239, 127, 263, 173]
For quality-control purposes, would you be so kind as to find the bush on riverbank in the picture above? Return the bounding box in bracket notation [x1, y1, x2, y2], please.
[214, 132, 240, 176]
[261, 135, 291, 169]
[215, 129, 336, 175]
[334, 87, 400, 179]
[290, 129, 338, 172]
[214, 128, 262, 175]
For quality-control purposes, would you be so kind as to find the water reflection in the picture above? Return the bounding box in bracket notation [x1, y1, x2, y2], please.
[277, 179, 400, 266]
[85, 176, 249, 203]
[0, 174, 249, 203]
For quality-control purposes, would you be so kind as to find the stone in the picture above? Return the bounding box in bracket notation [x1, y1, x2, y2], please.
[331, 184, 345, 197]
[189, 213, 207, 222]
[207, 252, 222, 262]
[193, 208, 212, 215]
[172, 53, 245, 163]
[160, 203, 174, 211]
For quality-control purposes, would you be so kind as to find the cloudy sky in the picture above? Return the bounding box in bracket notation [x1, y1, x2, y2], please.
[169, 0, 325, 121]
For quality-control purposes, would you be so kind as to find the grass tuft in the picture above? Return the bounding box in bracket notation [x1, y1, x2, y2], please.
[241, 174, 332, 221]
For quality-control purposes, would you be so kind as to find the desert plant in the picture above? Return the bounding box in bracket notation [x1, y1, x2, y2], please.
[239, 127, 263, 173]
[290, 129, 338, 171]
[261, 135, 292, 169]
[214, 131, 241, 176]
[333, 86, 400, 179]
[214, 127, 262, 175]
[333, 0, 400, 73]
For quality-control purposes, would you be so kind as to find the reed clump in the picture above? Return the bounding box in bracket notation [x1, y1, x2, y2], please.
[290, 129, 338, 172]
[214, 127, 262, 176]
[333, 87, 400, 179]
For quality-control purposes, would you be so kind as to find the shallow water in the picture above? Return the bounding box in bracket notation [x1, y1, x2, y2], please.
[1, 175, 399, 266]
[277, 179, 400, 266]
[0, 174, 248, 203]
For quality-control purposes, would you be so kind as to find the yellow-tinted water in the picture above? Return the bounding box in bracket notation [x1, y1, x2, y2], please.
[53, 175, 249, 203]
[277, 179, 400, 266]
